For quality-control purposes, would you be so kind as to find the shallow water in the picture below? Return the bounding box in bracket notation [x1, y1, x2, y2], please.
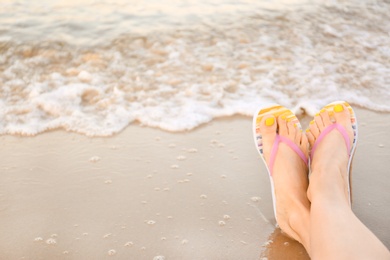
[1, 0, 317, 45]
[1, 0, 389, 136]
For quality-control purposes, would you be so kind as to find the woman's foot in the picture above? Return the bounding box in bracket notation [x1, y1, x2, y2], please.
[305, 103, 390, 260]
[306, 103, 355, 206]
[259, 112, 311, 251]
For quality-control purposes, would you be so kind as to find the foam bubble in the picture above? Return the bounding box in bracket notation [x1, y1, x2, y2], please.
[153, 256, 165, 260]
[78, 71, 92, 83]
[124, 241, 133, 247]
[108, 249, 116, 256]
[89, 156, 101, 163]
[147, 220, 156, 225]
[251, 197, 261, 202]
[45, 238, 57, 245]
[103, 233, 112, 239]
[34, 237, 43, 242]
[218, 221, 226, 226]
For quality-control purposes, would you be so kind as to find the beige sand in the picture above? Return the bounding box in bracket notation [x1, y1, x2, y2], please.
[0, 107, 388, 259]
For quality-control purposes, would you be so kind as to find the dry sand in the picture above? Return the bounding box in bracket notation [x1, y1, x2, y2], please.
[0, 107, 389, 259]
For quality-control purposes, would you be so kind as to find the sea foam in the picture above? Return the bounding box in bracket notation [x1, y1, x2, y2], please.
[0, 1, 389, 136]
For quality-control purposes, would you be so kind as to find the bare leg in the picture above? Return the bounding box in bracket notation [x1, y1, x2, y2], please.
[259, 114, 311, 254]
[307, 104, 390, 260]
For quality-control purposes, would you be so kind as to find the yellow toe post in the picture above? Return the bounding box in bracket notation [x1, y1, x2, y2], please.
[265, 117, 275, 126]
[334, 104, 344, 113]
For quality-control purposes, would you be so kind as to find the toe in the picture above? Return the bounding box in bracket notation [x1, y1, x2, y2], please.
[306, 129, 315, 148]
[314, 112, 325, 131]
[287, 119, 297, 140]
[260, 115, 277, 135]
[278, 114, 289, 137]
[294, 125, 302, 144]
[333, 104, 352, 126]
[300, 131, 309, 156]
[320, 108, 333, 127]
[309, 119, 320, 137]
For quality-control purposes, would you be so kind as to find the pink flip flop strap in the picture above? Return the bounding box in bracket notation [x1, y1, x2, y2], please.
[310, 123, 351, 161]
[269, 134, 308, 176]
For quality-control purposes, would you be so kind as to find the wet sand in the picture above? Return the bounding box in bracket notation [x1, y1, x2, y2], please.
[0, 107, 389, 259]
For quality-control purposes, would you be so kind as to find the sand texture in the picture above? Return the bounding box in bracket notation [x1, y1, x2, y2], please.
[0, 108, 389, 259]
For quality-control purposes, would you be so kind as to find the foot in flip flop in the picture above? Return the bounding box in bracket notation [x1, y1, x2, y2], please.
[253, 105, 311, 250]
[306, 101, 358, 206]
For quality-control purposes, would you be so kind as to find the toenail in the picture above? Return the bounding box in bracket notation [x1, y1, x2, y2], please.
[265, 117, 275, 126]
[294, 123, 297, 127]
[281, 115, 287, 120]
[334, 104, 344, 112]
[305, 129, 310, 132]
[309, 120, 314, 125]
[320, 109, 326, 113]
[315, 112, 319, 116]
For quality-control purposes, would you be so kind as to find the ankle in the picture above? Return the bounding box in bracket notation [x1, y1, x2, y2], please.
[308, 167, 350, 205]
[310, 165, 341, 179]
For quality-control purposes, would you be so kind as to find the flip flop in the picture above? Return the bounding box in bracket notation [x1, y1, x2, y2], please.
[307, 101, 358, 205]
[253, 104, 308, 224]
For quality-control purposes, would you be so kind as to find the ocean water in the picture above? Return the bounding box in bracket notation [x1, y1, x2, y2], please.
[1, 0, 389, 136]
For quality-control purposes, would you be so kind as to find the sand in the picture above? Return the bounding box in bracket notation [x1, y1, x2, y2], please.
[0, 107, 389, 259]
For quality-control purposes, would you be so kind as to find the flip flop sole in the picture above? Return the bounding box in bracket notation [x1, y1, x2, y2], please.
[309, 101, 358, 205]
[252, 104, 303, 224]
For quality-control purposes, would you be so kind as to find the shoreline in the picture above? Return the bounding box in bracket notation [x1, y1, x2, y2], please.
[0, 107, 389, 259]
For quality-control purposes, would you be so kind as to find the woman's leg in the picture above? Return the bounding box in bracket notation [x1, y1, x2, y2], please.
[306, 104, 390, 260]
[259, 114, 311, 254]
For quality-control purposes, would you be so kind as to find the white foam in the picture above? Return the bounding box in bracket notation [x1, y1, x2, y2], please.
[1, 0, 389, 136]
